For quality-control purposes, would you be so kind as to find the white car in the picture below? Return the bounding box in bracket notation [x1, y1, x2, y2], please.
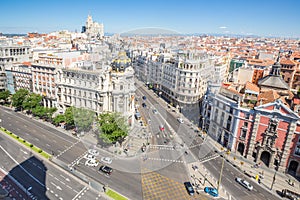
[84, 154, 95, 160]
[88, 149, 99, 156]
[177, 118, 184, 123]
[85, 159, 98, 167]
[235, 177, 253, 191]
[101, 157, 112, 164]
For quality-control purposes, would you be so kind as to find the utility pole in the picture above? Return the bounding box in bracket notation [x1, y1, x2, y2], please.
[270, 166, 278, 190]
[217, 155, 225, 192]
[217, 149, 230, 192]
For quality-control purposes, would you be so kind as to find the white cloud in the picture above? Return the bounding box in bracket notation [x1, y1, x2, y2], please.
[219, 26, 227, 29]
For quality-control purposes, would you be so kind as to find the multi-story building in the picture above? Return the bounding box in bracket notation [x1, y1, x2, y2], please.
[135, 51, 225, 122]
[56, 52, 135, 119]
[7, 62, 33, 93]
[202, 59, 300, 176]
[0, 45, 31, 91]
[31, 53, 61, 107]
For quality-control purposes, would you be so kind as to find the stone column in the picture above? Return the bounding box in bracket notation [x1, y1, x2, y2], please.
[246, 113, 260, 159]
[279, 121, 296, 173]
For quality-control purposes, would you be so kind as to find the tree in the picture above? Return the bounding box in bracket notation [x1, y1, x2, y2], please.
[73, 107, 95, 132]
[98, 112, 129, 144]
[32, 106, 56, 121]
[64, 107, 75, 129]
[22, 93, 42, 111]
[11, 89, 29, 109]
[0, 90, 10, 103]
[53, 114, 65, 126]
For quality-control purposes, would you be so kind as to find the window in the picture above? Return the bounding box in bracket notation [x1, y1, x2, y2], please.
[241, 129, 247, 139]
[295, 145, 300, 156]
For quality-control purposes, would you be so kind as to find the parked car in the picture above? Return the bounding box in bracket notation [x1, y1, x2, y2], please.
[177, 118, 184, 123]
[101, 157, 112, 164]
[235, 177, 253, 191]
[152, 109, 158, 114]
[85, 159, 98, 167]
[184, 182, 195, 196]
[204, 187, 219, 197]
[142, 96, 146, 100]
[142, 102, 147, 107]
[99, 165, 113, 175]
[88, 149, 99, 156]
[159, 124, 165, 131]
[84, 154, 95, 160]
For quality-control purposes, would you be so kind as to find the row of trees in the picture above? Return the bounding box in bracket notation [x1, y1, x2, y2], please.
[0, 89, 129, 144]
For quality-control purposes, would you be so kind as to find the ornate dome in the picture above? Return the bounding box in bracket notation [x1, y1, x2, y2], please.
[111, 51, 131, 72]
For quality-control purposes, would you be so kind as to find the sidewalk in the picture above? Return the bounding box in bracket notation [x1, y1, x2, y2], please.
[207, 137, 300, 198]
[187, 161, 229, 199]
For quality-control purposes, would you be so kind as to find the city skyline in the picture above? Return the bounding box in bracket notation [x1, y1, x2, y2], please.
[1, 0, 300, 37]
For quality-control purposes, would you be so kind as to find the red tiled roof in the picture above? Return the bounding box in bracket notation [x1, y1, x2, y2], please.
[257, 90, 280, 105]
[22, 62, 31, 66]
[245, 81, 260, 93]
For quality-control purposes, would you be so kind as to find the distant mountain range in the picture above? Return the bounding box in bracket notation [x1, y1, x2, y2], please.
[0, 33, 27, 37]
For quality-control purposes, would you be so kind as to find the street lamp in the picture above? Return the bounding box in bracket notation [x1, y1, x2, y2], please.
[217, 148, 230, 192]
[270, 166, 278, 190]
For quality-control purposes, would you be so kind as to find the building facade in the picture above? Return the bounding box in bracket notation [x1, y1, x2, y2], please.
[202, 84, 300, 177]
[0, 45, 31, 91]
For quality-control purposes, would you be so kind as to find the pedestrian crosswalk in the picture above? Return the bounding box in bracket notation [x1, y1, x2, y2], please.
[145, 157, 184, 163]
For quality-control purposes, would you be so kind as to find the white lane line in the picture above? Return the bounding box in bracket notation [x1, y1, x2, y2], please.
[0, 145, 45, 187]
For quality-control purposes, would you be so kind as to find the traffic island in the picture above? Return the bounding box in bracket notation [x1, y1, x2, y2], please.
[106, 188, 128, 200]
[0, 127, 52, 159]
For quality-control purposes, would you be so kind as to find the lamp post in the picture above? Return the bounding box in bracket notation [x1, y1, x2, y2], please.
[217, 149, 230, 192]
[270, 166, 278, 190]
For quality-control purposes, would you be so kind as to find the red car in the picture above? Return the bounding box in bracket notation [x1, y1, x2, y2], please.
[159, 125, 165, 131]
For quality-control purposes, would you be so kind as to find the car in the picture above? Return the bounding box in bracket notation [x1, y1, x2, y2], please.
[235, 177, 253, 191]
[204, 187, 219, 197]
[88, 149, 99, 156]
[84, 154, 96, 160]
[142, 96, 146, 100]
[153, 109, 158, 114]
[184, 182, 195, 196]
[142, 103, 147, 107]
[85, 159, 98, 167]
[177, 118, 184, 123]
[159, 124, 165, 131]
[99, 165, 113, 175]
[101, 157, 112, 164]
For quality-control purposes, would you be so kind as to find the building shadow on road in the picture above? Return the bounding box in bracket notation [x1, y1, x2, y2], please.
[0, 156, 48, 199]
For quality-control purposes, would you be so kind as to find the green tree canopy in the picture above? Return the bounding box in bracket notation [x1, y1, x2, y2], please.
[32, 106, 56, 120]
[22, 93, 42, 111]
[11, 89, 29, 108]
[64, 107, 75, 128]
[98, 112, 129, 144]
[73, 107, 95, 132]
[0, 90, 10, 102]
[53, 114, 65, 125]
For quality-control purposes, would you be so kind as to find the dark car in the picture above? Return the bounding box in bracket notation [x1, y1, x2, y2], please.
[142, 103, 147, 107]
[142, 96, 146, 100]
[99, 165, 113, 175]
[184, 182, 195, 196]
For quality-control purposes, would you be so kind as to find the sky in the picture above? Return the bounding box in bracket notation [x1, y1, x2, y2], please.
[1, 0, 300, 37]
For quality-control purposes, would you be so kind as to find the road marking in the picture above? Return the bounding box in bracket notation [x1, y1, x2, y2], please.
[46, 144, 51, 147]
[50, 182, 62, 191]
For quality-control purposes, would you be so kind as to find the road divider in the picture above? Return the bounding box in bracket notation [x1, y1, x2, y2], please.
[0, 127, 51, 159]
